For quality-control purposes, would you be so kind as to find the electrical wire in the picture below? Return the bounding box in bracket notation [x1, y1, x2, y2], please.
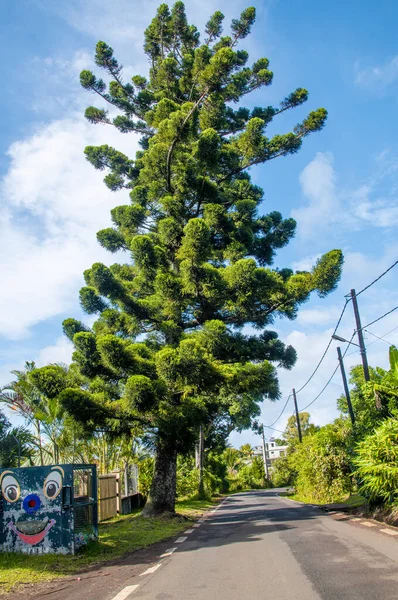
[345, 324, 398, 357]
[361, 305, 398, 330]
[299, 365, 339, 411]
[364, 329, 396, 347]
[263, 425, 286, 435]
[298, 334, 354, 411]
[264, 394, 291, 428]
[355, 260, 398, 297]
[295, 299, 350, 395]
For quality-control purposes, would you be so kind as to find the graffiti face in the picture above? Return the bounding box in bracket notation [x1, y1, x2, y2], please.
[0, 466, 70, 554]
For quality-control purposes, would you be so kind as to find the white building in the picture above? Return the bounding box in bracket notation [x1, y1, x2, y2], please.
[253, 437, 288, 469]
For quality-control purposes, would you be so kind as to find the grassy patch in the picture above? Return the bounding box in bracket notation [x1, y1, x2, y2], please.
[0, 497, 218, 594]
[282, 491, 367, 507]
[342, 493, 366, 508]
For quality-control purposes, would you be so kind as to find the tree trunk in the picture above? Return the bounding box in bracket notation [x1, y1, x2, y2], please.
[142, 439, 177, 516]
[36, 420, 44, 466]
[197, 425, 205, 497]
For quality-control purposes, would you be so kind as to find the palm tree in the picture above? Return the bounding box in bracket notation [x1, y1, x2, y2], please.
[0, 362, 75, 464]
[223, 447, 242, 478]
[0, 410, 35, 468]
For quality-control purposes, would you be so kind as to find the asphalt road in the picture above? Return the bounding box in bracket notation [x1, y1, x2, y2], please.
[130, 490, 398, 600]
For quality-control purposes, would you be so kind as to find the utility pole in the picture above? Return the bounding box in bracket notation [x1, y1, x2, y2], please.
[292, 388, 302, 443]
[197, 425, 205, 496]
[350, 289, 370, 381]
[336, 347, 355, 426]
[261, 425, 270, 480]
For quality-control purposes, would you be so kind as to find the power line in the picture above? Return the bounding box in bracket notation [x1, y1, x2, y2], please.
[365, 329, 396, 347]
[355, 260, 398, 297]
[263, 425, 286, 435]
[361, 305, 398, 330]
[298, 335, 353, 411]
[295, 299, 350, 395]
[346, 324, 398, 357]
[264, 394, 291, 428]
[299, 365, 339, 411]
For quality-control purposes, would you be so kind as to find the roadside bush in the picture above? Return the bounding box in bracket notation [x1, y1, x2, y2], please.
[229, 456, 267, 491]
[138, 456, 154, 498]
[176, 455, 199, 498]
[290, 421, 353, 503]
[354, 418, 398, 505]
[271, 455, 295, 487]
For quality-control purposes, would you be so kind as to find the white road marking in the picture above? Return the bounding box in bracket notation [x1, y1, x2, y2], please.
[184, 528, 194, 534]
[198, 518, 205, 522]
[111, 585, 139, 600]
[140, 563, 162, 576]
[160, 547, 177, 557]
[361, 522, 376, 527]
[175, 536, 187, 543]
[380, 528, 398, 536]
[193, 523, 201, 528]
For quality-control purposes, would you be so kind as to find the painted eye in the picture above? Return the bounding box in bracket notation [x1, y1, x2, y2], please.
[1, 474, 20, 503]
[44, 470, 63, 500]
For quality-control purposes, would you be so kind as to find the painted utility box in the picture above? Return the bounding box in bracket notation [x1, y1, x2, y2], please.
[0, 464, 98, 554]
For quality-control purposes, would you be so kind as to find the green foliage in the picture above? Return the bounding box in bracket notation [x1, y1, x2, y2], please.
[281, 412, 319, 443]
[337, 366, 388, 437]
[230, 456, 266, 491]
[176, 455, 200, 497]
[34, 3, 342, 513]
[138, 456, 155, 497]
[0, 411, 35, 468]
[29, 365, 68, 400]
[354, 418, 398, 505]
[289, 420, 353, 503]
[271, 455, 295, 487]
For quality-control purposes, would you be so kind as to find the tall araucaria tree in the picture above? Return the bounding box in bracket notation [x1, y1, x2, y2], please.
[31, 3, 343, 515]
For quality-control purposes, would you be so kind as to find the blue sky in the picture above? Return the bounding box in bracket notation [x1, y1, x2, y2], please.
[1, 0, 398, 447]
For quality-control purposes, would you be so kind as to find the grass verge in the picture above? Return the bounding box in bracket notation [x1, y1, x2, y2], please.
[0, 497, 218, 594]
[281, 491, 366, 508]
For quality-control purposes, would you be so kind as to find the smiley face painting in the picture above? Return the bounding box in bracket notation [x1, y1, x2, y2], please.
[0, 465, 73, 554]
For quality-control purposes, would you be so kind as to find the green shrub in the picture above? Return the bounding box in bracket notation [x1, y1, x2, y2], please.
[138, 457, 154, 498]
[176, 456, 200, 498]
[354, 418, 398, 505]
[271, 455, 295, 487]
[290, 421, 352, 503]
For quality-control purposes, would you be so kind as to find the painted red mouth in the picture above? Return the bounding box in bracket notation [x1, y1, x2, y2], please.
[8, 519, 56, 545]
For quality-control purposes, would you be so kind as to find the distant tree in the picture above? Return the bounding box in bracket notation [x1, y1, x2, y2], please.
[239, 443, 253, 460]
[31, 3, 342, 515]
[282, 412, 319, 443]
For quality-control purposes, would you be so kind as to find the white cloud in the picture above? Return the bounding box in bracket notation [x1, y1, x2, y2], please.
[38, 0, 253, 50]
[291, 253, 322, 272]
[36, 337, 74, 367]
[355, 55, 398, 90]
[0, 114, 140, 339]
[293, 152, 398, 239]
[296, 307, 343, 326]
[29, 51, 95, 116]
[292, 152, 342, 238]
